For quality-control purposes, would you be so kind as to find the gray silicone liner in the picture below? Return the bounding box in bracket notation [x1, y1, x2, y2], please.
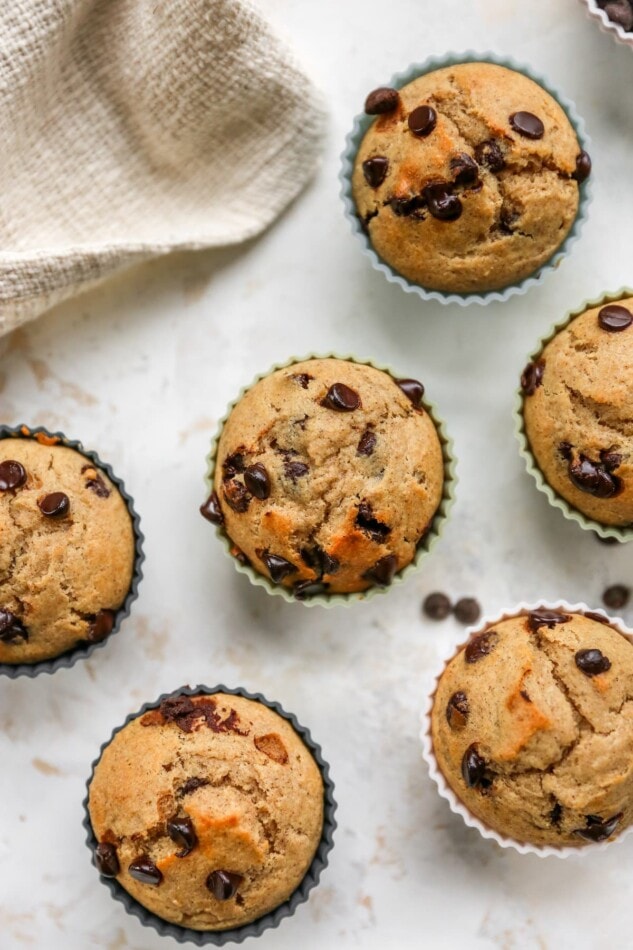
[82, 684, 337, 945]
[340, 50, 592, 306]
[0, 424, 144, 678]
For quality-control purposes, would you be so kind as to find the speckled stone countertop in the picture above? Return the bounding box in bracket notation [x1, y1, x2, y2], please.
[2, 1, 633, 947]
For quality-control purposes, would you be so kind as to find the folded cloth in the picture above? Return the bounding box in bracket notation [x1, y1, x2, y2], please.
[0, 0, 326, 335]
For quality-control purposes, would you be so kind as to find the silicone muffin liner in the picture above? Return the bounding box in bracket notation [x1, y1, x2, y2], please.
[514, 289, 633, 542]
[203, 353, 457, 607]
[0, 424, 144, 678]
[581, 0, 633, 48]
[421, 600, 633, 858]
[340, 50, 592, 307]
[83, 683, 337, 945]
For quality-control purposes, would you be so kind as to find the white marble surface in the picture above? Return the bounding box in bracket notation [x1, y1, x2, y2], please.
[2, 1, 633, 947]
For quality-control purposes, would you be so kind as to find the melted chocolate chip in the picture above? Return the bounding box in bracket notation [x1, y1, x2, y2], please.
[604, 1, 633, 30]
[365, 87, 399, 115]
[363, 156, 389, 188]
[222, 451, 245, 478]
[574, 813, 623, 842]
[290, 373, 313, 389]
[558, 441, 573, 461]
[180, 777, 209, 796]
[521, 359, 545, 395]
[422, 591, 452, 621]
[294, 580, 329, 600]
[464, 630, 498, 663]
[408, 105, 437, 137]
[474, 140, 505, 172]
[128, 855, 163, 885]
[95, 842, 119, 877]
[446, 691, 469, 729]
[510, 111, 544, 139]
[390, 195, 426, 218]
[572, 150, 592, 183]
[450, 153, 479, 186]
[550, 803, 563, 827]
[454, 598, 481, 626]
[363, 554, 398, 587]
[86, 610, 115, 643]
[167, 816, 198, 857]
[601, 450, 623, 471]
[206, 869, 244, 900]
[357, 428, 377, 457]
[528, 609, 570, 633]
[0, 609, 28, 644]
[200, 491, 224, 525]
[37, 492, 70, 517]
[575, 648, 612, 676]
[243, 463, 271, 500]
[423, 181, 462, 221]
[223, 479, 251, 513]
[356, 501, 391, 541]
[396, 378, 425, 407]
[321, 383, 361, 412]
[598, 304, 633, 332]
[284, 460, 309, 481]
[584, 611, 610, 625]
[0, 460, 26, 491]
[603, 584, 630, 609]
[259, 552, 298, 583]
[81, 465, 110, 498]
[461, 744, 490, 789]
[569, 455, 621, 499]
[300, 546, 339, 577]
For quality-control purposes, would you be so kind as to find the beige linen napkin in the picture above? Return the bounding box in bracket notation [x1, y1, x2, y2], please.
[0, 0, 326, 335]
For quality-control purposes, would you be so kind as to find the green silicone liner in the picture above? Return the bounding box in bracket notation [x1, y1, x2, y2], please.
[514, 289, 633, 542]
[203, 354, 457, 607]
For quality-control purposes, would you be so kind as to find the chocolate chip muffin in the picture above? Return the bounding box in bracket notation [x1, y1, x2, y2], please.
[431, 608, 633, 848]
[0, 433, 136, 665]
[202, 358, 446, 597]
[88, 691, 325, 931]
[522, 297, 633, 528]
[352, 62, 590, 294]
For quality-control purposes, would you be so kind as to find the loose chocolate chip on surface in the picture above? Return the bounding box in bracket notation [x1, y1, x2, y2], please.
[259, 552, 298, 584]
[362, 156, 389, 188]
[0, 460, 26, 491]
[356, 501, 391, 541]
[604, 1, 633, 30]
[461, 744, 490, 789]
[365, 87, 400, 115]
[87, 609, 115, 643]
[284, 460, 309, 481]
[363, 554, 398, 587]
[510, 111, 545, 139]
[0, 609, 28, 644]
[423, 591, 452, 621]
[569, 455, 621, 499]
[446, 691, 469, 729]
[528, 609, 570, 632]
[294, 580, 329, 599]
[450, 153, 479, 186]
[603, 584, 630, 610]
[95, 842, 120, 877]
[321, 383, 361, 412]
[598, 304, 633, 332]
[574, 813, 623, 842]
[575, 648, 612, 676]
[423, 181, 462, 221]
[454, 597, 481, 626]
[408, 105, 437, 137]
[223, 479, 251, 513]
[474, 140, 505, 172]
[572, 150, 592, 183]
[464, 630, 498, 662]
[167, 816, 198, 857]
[38, 492, 70, 517]
[521, 359, 545, 395]
[396, 378, 425, 407]
[200, 491, 224, 525]
[595, 532, 620, 545]
[243, 463, 271, 500]
[207, 869, 244, 900]
[128, 855, 163, 886]
[357, 428, 377, 457]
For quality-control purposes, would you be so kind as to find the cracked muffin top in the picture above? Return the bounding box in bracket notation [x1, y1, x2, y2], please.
[431, 609, 633, 848]
[522, 297, 633, 527]
[0, 435, 135, 665]
[203, 358, 445, 597]
[88, 692, 324, 931]
[352, 62, 590, 294]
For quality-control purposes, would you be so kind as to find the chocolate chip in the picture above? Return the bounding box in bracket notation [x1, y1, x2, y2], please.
[600, 450, 623, 471]
[423, 181, 462, 221]
[575, 648, 612, 676]
[180, 777, 209, 796]
[362, 156, 389, 188]
[223, 479, 251, 513]
[558, 441, 573, 461]
[569, 455, 621, 499]
[200, 491, 224, 525]
[408, 105, 437, 137]
[396, 378, 424, 407]
[461, 744, 490, 789]
[363, 554, 398, 587]
[81, 465, 111, 498]
[521, 359, 545, 395]
[598, 304, 633, 332]
[243, 463, 271, 500]
[422, 591, 452, 621]
[357, 428, 377, 457]
[604, 1, 633, 30]
[510, 111, 544, 139]
[294, 580, 329, 599]
[550, 803, 563, 826]
[299, 546, 339, 576]
[86, 609, 115, 643]
[584, 611, 610, 625]
[389, 195, 426, 218]
[595, 532, 620, 545]
[464, 630, 498, 663]
[454, 598, 481, 626]
[290, 373, 313, 389]
[222, 451, 245, 478]
[128, 855, 163, 885]
[528, 609, 570, 632]
[0, 609, 28, 644]
[603, 584, 630, 609]
[365, 87, 400, 115]
[0, 460, 26, 491]
[356, 501, 391, 541]
[572, 151, 592, 183]
[37, 492, 70, 518]
[95, 842, 119, 877]
[450, 153, 479, 186]
[474, 140, 505, 172]
[284, 460, 309, 481]
[206, 869, 244, 900]
[321, 383, 361, 412]
[259, 551, 297, 583]
[167, 816, 198, 857]
[574, 813, 623, 842]
[446, 691, 469, 729]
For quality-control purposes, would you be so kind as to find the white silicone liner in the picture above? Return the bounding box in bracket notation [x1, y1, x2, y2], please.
[581, 0, 633, 47]
[421, 600, 633, 858]
[340, 50, 593, 307]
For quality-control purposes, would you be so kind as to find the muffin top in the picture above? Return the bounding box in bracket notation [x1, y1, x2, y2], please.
[89, 692, 324, 932]
[431, 609, 633, 848]
[352, 62, 588, 294]
[0, 436, 135, 665]
[522, 297, 633, 528]
[206, 358, 445, 596]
